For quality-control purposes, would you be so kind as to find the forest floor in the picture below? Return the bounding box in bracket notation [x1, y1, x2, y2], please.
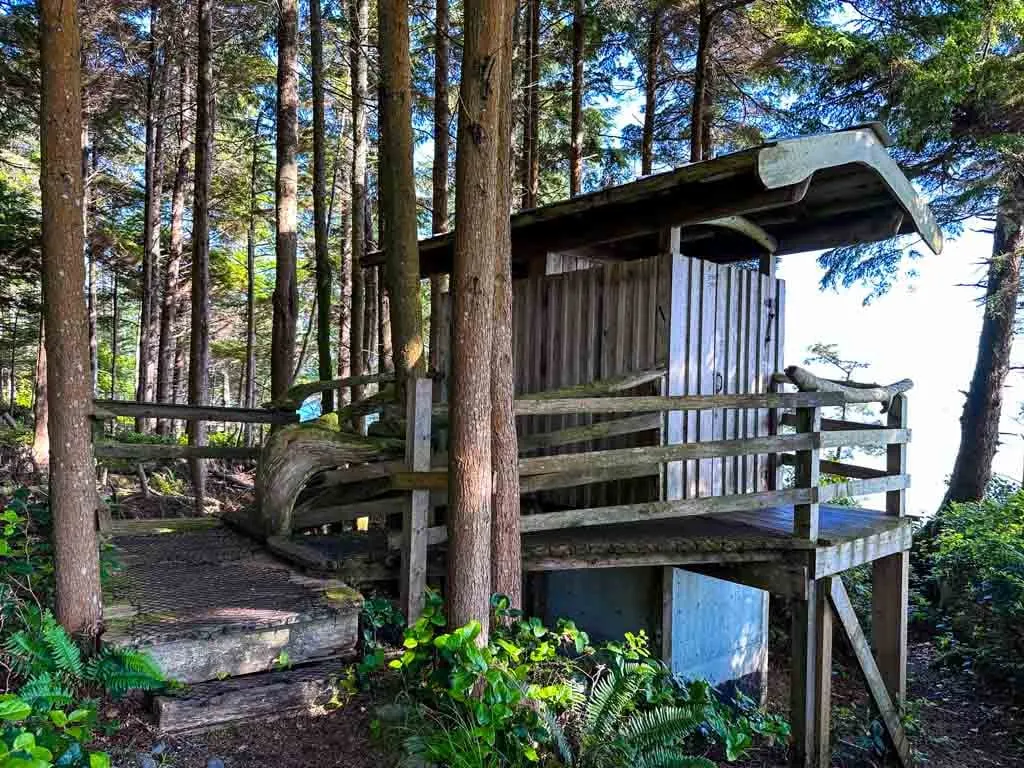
[94, 636, 1024, 768]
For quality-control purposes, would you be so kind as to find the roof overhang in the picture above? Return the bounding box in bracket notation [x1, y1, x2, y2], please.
[371, 124, 942, 277]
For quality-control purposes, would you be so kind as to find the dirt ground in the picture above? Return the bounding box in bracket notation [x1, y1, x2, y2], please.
[95, 638, 1024, 768]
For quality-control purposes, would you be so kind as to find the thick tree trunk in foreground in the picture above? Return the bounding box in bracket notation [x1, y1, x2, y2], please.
[349, 0, 368, 406]
[272, 0, 299, 401]
[941, 172, 1024, 509]
[40, 0, 102, 634]
[429, 0, 450, 372]
[641, 5, 660, 176]
[378, 0, 425, 402]
[32, 323, 48, 470]
[310, 0, 333, 413]
[157, 47, 192, 435]
[569, 0, 584, 196]
[189, 0, 214, 512]
[448, 0, 507, 640]
[491, 0, 520, 607]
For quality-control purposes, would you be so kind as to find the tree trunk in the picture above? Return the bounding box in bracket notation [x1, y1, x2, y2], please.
[337, 132, 353, 407]
[523, 0, 541, 208]
[641, 4, 660, 176]
[138, 0, 167, 430]
[569, 0, 584, 196]
[689, 0, 712, 164]
[349, 0, 368, 406]
[32, 321, 48, 471]
[189, 0, 214, 512]
[272, 0, 299, 401]
[244, 114, 260, 445]
[39, 0, 102, 634]
[378, 0, 425, 403]
[448, 0, 507, 640]
[8, 307, 19, 407]
[429, 0, 450, 372]
[157, 46, 192, 435]
[310, 0, 333, 413]
[364, 258, 378, 377]
[941, 171, 1024, 508]
[491, 0, 520, 608]
[86, 141, 98, 392]
[110, 268, 119, 399]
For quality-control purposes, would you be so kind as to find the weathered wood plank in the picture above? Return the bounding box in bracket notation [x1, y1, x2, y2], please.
[401, 378, 432, 621]
[292, 496, 406, 529]
[105, 517, 222, 536]
[512, 390, 843, 416]
[791, 576, 820, 768]
[780, 454, 888, 480]
[518, 414, 661, 453]
[794, 406, 821, 541]
[524, 550, 789, 572]
[887, 394, 908, 517]
[276, 373, 398, 408]
[872, 551, 909, 705]
[814, 522, 912, 577]
[815, 578, 835, 767]
[94, 400, 296, 424]
[520, 464, 660, 493]
[829, 578, 913, 767]
[683, 563, 809, 599]
[781, 414, 881, 432]
[95, 443, 261, 460]
[817, 474, 909, 503]
[514, 487, 815, 533]
[819, 428, 910, 449]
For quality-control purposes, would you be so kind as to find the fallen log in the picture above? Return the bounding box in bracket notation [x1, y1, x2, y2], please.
[256, 424, 403, 537]
[773, 365, 912, 412]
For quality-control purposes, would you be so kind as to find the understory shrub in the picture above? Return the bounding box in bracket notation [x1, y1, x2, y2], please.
[365, 592, 789, 767]
[917, 490, 1024, 693]
[0, 488, 166, 767]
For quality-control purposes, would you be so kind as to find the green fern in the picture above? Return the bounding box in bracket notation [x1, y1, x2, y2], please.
[17, 671, 75, 711]
[41, 611, 84, 678]
[635, 749, 716, 768]
[618, 706, 703, 752]
[84, 649, 165, 697]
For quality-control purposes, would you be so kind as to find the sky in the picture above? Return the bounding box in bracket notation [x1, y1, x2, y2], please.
[779, 225, 1023, 516]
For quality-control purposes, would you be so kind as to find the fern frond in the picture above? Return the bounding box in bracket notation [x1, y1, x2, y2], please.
[18, 672, 74, 711]
[585, 663, 647, 739]
[84, 649, 165, 697]
[635, 747, 716, 768]
[619, 705, 703, 751]
[42, 612, 83, 679]
[3, 629, 50, 676]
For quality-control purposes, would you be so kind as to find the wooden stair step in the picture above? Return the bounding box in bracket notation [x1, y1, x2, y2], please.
[153, 660, 344, 734]
[102, 527, 363, 684]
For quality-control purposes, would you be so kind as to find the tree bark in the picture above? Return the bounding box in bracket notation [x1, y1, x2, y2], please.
[189, 0, 214, 512]
[310, 0, 333, 413]
[941, 171, 1024, 508]
[569, 0, 584, 196]
[157, 45, 192, 435]
[429, 0, 450, 372]
[689, 0, 712, 164]
[32, 321, 48, 471]
[641, 4, 660, 176]
[110, 268, 119, 399]
[272, 0, 299, 401]
[491, 0, 520, 608]
[378, 0, 425, 404]
[39, 0, 102, 634]
[523, 0, 541, 208]
[448, 0, 506, 640]
[86, 142, 98, 392]
[349, 0, 368, 406]
[243, 114, 261, 445]
[8, 307, 19, 407]
[337, 131, 353, 407]
[138, 0, 167, 430]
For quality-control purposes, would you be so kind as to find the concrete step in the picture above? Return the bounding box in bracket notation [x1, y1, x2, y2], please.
[102, 524, 362, 684]
[152, 659, 344, 734]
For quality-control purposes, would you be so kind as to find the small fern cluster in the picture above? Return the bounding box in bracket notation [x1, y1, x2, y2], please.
[3, 610, 165, 709]
[557, 662, 713, 768]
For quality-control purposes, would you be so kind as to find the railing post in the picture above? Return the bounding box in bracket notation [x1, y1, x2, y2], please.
[794, 404, 821, 541]
[766, 378, 782, 491]
[873, 392, 909, 706]
[401, 377, 433, 621]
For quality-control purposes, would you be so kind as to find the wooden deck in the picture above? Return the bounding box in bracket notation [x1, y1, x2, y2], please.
[264, 503, 910, 584]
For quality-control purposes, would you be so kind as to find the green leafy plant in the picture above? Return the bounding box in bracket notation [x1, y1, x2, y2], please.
[372, 592, 789, 767]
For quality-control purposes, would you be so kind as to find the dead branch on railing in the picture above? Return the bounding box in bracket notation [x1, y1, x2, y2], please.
[773, 365, 913, 412]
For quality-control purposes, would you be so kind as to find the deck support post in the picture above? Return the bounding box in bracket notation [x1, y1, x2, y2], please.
[790, 574, 833, 768]
[400, 377, 432, 621]
[794, 405, 821, 540]
[874, 392, 908, 705]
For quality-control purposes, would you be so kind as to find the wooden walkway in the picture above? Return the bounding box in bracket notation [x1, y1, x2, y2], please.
[263, 503, 910, 581]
